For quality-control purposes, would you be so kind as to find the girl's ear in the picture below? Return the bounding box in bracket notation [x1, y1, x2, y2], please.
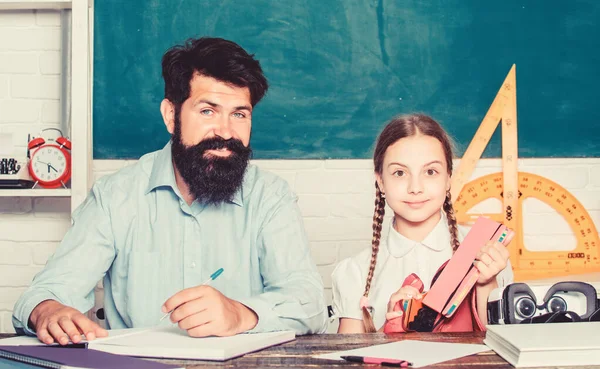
[446, 174, 451, 192]
[376, 173, 384, 193]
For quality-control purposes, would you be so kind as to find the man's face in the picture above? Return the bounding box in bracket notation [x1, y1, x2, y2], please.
[162, 73, 254, 205]
[167, 73, 252, 150]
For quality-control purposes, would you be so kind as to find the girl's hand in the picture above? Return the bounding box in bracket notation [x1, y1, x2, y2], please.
[385, 285, 422, 321]
[474, 240, 510, 286]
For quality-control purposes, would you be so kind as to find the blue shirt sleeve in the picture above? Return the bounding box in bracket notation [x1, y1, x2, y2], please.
[237, 190, 328, 334]
[12, 184, 116, 335]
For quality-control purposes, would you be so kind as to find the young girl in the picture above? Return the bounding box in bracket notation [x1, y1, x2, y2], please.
[331, 113, 513, 333]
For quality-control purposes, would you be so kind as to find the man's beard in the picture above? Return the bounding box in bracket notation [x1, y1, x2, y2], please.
[171, 120, 252, 206]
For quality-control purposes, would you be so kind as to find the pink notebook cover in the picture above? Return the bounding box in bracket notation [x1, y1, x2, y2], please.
[422, 216, 505, 313]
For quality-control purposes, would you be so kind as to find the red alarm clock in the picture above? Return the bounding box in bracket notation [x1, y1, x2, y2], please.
[27, 128, 72, 189]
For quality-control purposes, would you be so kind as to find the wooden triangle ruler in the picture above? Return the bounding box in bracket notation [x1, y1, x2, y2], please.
[451, 65, 600, 281]
[451, 65, 519, 233]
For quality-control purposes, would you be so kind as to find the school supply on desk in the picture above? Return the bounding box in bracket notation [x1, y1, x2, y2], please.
[315, 340, 489, 368]
[450, 65, 600, 281]
[341, 355, 412, 367]
[484, 322, 600, 367]
[0, 326, 296, 362]
[384, 217, 513, 333]
[0, 357, 41, 369]
[383, 265, 483, 333]
[0, 345, 182, 369]
[423, 216, 514, 315]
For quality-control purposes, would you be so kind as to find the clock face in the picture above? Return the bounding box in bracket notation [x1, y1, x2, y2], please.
[31, 146, 68, 183]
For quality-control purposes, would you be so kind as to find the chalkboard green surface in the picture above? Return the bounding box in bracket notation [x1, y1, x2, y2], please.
[93, 0, 600, 159]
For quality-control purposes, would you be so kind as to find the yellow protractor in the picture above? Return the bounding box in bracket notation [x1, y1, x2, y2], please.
[451, 64, 600, 281]
[454, 172, 600, 281]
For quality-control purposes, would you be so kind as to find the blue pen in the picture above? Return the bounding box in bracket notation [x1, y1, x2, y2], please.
[159, 267, 224, 322]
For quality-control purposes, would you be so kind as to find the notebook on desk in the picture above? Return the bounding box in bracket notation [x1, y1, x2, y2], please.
[0, 345, 182, 369]
[0, 357, 41, 369]
[0, 326, 296, 362]
[484, 322, 600, 367]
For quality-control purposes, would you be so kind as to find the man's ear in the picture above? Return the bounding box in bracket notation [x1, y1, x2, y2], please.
[160, 99, 175, 134]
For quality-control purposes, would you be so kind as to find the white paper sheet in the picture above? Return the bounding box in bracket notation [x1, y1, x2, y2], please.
[314, 340, 490, 368]
[0, 328, 147, 347]
[0, 335, 44, 346]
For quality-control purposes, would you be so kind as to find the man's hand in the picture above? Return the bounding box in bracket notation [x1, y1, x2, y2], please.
[29, 300, 108, 345]
[162, 286, 258, 337]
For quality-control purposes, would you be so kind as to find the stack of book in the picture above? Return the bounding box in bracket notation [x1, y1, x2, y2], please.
[484, 322, 600, 367]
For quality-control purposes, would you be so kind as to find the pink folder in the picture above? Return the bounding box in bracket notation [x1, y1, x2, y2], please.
[422, 216, 513, 315]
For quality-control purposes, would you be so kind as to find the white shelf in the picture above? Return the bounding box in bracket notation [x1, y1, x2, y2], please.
[0, 188, 71, 197]
[0, 0, 92, 212]
[0, 0, 72, 10]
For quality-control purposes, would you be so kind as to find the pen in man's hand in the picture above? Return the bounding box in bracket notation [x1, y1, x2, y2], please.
[47, 342, 88, 349]
[159, 267, 224, 322]
[341, 355, 413, 367]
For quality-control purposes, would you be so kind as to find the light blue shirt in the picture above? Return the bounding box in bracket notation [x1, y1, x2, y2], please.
[13, 142, 327, 335]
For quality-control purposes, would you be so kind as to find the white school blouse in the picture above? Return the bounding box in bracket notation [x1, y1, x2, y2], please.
[331, 212, 514, 329]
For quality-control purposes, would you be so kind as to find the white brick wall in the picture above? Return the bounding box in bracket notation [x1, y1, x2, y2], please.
[0, 9, 61, 159]
[1, 9, 600, 335]
[0, 75, 9, 98]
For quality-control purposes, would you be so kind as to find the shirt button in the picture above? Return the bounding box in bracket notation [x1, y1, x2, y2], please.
[190, 262, 196, 268]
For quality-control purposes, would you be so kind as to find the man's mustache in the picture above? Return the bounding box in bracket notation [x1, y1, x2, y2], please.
[192, 137, 248, 155]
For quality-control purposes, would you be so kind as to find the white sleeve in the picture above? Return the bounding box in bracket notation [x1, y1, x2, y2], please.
[331, 258, 364, 321]
[496, 258, 514, 288]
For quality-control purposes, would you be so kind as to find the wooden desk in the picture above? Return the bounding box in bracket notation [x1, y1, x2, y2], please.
[1, 332, 597, 368]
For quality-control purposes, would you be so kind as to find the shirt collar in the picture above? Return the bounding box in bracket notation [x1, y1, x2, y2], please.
[386, 211, 450, 257]
[421, 211, 450, 251]
[230, 185, 244, 207]
[145, 141, 244, 207]
[146, 141, 178, 195]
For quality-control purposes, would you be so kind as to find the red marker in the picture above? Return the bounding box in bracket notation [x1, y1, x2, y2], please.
[341, 355, 413, 367]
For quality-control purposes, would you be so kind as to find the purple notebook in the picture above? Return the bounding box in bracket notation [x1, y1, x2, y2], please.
[0, 346, 182, 369]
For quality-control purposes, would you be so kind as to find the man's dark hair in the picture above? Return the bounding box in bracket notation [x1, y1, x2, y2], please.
[161, 37, 269, 107]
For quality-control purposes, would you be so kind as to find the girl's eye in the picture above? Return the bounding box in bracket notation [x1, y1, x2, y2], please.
[393, 170, 405, 177]
[200, 109, 214, 116]
[426, 169, 438, 175]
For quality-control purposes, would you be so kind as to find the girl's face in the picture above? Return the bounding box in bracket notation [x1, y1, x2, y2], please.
[376, 134, 451, 227]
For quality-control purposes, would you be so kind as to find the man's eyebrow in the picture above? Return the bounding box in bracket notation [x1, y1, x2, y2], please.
[233, 105, 252, 112]
[194, 99, 220, 108]
[193, 100, 252, 112]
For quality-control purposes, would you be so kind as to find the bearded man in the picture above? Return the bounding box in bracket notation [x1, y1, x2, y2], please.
[13, 37, 327, 344]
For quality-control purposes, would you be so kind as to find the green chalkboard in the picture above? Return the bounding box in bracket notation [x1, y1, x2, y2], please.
[93, 0, 600, 159]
